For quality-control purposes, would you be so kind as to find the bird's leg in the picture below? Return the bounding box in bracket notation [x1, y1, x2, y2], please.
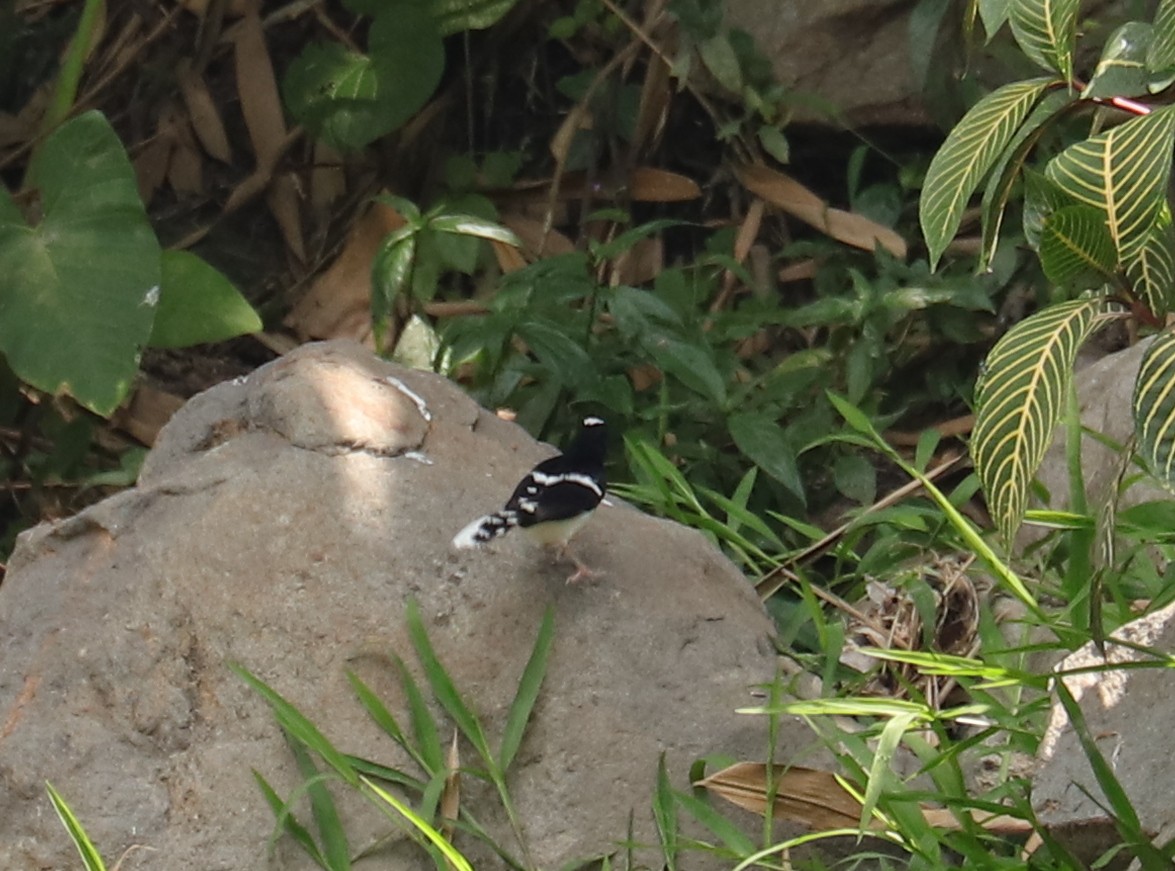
[556, 544, 599, 585]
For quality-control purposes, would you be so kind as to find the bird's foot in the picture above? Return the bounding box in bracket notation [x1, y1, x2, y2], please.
[564, 555, 600, 585]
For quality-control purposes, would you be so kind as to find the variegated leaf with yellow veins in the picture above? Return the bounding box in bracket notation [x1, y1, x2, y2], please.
[921, 76, 1059, 270]
[1044, 105, 1175, 262]
[973, 297, 1128, 542]
[1009, 0, 1080, 78]
[1135, 331, 1175, 485]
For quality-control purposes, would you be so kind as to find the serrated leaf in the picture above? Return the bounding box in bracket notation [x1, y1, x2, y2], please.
[1083, 22, 1156, 99]
[1134, 331, 1175, 484]
[973, 297, 1124, 541]
[0, 111, 159, 417]
[1039, 204, 1118, 287]
[1126, 218, 1175, 316]
[1009, 0, 1080, 78]
[1149, 0, 1175, 71]
[149, 251, 262, 348]
[921, 76, 1056, 269]
[1045, 105, 1175, 261]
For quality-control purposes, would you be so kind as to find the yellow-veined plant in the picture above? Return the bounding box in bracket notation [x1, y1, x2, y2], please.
[924, 0, 1175, 551]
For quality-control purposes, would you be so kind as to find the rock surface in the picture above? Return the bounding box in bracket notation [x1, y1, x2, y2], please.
[0, 341, 799, 870]
[1034, 601, 1175, 865]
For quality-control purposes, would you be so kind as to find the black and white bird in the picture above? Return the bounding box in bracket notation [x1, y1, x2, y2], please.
[452, 416, 607, 583]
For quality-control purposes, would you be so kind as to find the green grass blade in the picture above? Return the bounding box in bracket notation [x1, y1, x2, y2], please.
[362, 776, 475, 871]
[860, 711, 919, 830]
[1053, 680, 1170, 868]
[396, 657, 446, 775]
[45, 782, 107, 871]
[652, 753, 679, 871]
[672, 790, 756, 857]
[230, 663, 359, 786]
[252, 769, 330, 868]
[405, 599, 493, 761]
[289, 739, 351, 871]
[498, 606, 555, 772]
[344, 755, 427, 793]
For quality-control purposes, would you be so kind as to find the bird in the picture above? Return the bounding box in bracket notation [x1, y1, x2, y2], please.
[452, 416, 607, 584]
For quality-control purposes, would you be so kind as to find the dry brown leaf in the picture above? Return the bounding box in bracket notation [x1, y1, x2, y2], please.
[134, 116, 176, 205]
[179, 0, 249, 19]
[632, 40, 672, 157]
[628, 167, 702, 202]
[492, 239, 529, 274]
[167, 133, 204, 195]
[441, 730, 460, 842]
[284, 200, 406, 344]
[699, 763, 870, 830]
[234, 6, 285, 176]
[736, 164, 907, 258]
[499, 213, 576, 260]
[700, 762, 1034, 838]
[310, 140, 346, 214]
[178, 59, 232, 163]
[612, 235, 663, 285]
[268, 173, 306, 262]
[112, 385, 185, 447]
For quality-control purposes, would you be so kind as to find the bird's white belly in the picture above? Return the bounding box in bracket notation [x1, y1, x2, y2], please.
[521, 512, 592, 547]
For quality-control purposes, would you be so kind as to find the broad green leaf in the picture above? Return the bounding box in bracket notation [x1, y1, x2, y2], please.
[1045, 105, 1175, 261]
[1022, 167, 1080, 250]
[972, 297, 1124, 541]
[699, 33, 742, 94]
[282, 42, 385, 151]
[1149, 0, 1175, 71]
[728, 412, 805, 503]
[1083, 22, 1155, 99]
[429, 213, 519, 247]
[977, 0, 1011, 39]
[1134, 331, 1175, 484]
[0, 111, 159, 416]
[1038, 205, 1117, 287]
[149, 251, 262, 348]
[516, 320, 595, 388]
[432, 0, 519, 34]
[282, 2, 444, 150]
[371, 229, 417, 322]
[1009, 0, 1080, 78]
[921, 77, 1056, 269]
[641, 333, 727, 405]
[1125, 216, 1175, 316]
[46, 783, 107, 871]
[980, 89, 1077, 268]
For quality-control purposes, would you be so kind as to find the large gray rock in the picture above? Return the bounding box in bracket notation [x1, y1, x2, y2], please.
[0, 341, 792, 870]
[1034, 601, 1175, 865]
